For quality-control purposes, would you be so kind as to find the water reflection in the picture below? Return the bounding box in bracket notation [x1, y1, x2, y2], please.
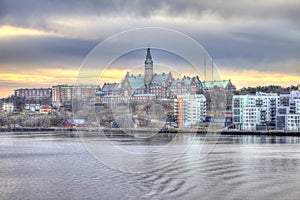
[216, 135, 300, 144]
[0, 133, 300, 199]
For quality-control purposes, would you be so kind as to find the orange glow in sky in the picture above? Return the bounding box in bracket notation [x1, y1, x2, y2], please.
[1, 67, 299, 98]
[0, 25, 58, 38]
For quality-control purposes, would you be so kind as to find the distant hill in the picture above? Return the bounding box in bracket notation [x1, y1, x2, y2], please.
[234, 85, 299, 95]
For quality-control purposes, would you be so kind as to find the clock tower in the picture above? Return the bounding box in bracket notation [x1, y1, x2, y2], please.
[144, 48, 153, 93]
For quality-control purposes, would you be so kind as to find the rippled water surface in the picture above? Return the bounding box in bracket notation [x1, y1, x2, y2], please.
[1, 132, 300, 200]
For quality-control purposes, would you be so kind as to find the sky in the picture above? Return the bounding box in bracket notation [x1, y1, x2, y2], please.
[0, 0, 300, 97]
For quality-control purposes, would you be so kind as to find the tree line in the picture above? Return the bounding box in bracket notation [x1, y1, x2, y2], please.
[234, 85, 299, 95]
[1, 95, 52, 112]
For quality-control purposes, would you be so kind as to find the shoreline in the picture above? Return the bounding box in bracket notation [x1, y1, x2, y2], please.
[1, 127, 300, 136]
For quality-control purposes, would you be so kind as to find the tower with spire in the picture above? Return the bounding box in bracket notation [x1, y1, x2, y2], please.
[144, 48, 153, 92]
[99, 47, 210, 101]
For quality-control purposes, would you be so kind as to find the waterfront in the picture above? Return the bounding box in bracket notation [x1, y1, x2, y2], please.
[1, 132, 300, 199]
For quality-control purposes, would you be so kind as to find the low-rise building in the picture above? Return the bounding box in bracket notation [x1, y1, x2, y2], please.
[2, 103, 14, 112]
[73, 119, 86, 127]
[63, 120, 77, 128]
[99, 93, 156, 104]
[25, 104, 40, 112]
[174, 94, 206, 128]
[40, 106, 52, 114]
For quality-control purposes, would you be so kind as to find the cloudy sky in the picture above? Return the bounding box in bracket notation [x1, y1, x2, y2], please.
[0, 0, 300, 97]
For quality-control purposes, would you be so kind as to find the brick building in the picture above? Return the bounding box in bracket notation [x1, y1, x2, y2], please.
[52, 84, 100, 107]
[14, 88, 52, 99]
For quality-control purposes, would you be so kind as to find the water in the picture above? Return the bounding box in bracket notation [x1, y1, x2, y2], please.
[1, 132, 300, 200]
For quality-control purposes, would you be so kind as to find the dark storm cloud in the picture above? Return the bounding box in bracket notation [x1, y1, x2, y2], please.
[204, 35, 300, 74]
[199, 30, 300, 62]
[1, 0, 300, 26]
[0, 0, 299, 76]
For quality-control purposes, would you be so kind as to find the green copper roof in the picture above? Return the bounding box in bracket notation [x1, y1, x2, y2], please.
[202, 80, 229, 89]
[150, 73, 169, 86]
[128, 75, 146, 89]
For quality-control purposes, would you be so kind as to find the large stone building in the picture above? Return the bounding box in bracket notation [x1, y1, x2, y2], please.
[98, 48, 203, 103]
[95, 48, 237, 128]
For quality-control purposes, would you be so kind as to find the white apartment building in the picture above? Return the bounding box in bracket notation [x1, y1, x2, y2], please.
[276, 91, 300, 131]
[296, 99, 300, 114]
[174, 94, 206, 128]
[233, 92, 279, 131]
[286, 114, 300, 131]
[286, 97, 300, 131]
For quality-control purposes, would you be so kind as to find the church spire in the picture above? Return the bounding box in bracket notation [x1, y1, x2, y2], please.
[145, 48, 153, 64]
[144, 48, 153, 92]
